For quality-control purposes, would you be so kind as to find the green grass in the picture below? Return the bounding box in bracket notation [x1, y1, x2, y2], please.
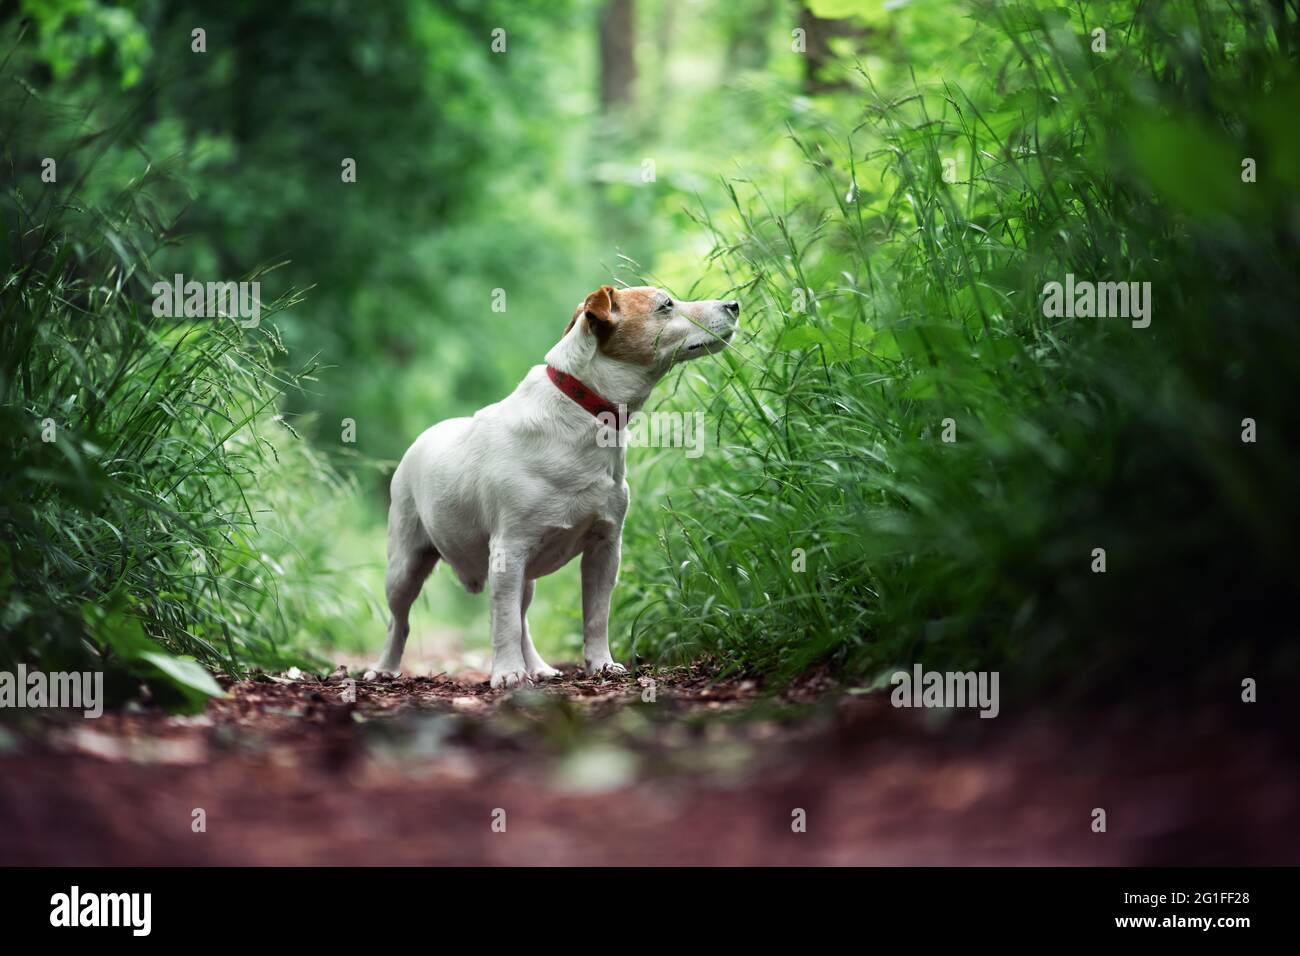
[4, 1, 1297, 709]
[0, 77, 372, 710]
[613, 0, 1300, 697]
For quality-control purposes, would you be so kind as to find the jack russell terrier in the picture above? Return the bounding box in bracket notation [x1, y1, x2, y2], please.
[371, 285, 740, 688]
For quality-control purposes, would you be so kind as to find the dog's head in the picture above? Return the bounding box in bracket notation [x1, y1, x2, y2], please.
[561, 285, 740, 369]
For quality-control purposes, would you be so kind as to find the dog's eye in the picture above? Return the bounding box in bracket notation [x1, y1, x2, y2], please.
[657, 299, 673, 314]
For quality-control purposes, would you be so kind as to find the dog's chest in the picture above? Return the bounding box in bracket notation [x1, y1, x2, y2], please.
[522, 475, 624, 577]
[526, 522, 596, 578]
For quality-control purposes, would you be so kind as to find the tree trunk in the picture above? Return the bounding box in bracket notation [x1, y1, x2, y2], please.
[798, 4, 871, 94]
[599, 0, 636, 112]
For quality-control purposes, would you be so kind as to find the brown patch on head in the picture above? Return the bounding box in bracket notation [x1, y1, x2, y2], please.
[585, 285, 615, 324]
[563, 285, 616, 338]
[560, 285, 669, 365]
[600, 287, 669, 365]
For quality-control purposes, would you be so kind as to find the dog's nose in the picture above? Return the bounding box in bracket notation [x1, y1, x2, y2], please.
[723, 300, 740, 317]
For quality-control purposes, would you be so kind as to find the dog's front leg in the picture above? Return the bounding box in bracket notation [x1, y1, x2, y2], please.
[488, 542, 530, 689]
[581, 535, 627, 676]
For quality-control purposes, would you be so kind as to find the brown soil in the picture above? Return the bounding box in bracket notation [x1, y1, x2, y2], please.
[1, 662, 1296, 865]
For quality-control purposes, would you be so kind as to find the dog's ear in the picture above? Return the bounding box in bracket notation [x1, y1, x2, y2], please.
[583, 285, 617, 330]
[566, 285, 617, 337]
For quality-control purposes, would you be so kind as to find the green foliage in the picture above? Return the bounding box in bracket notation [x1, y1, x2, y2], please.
[123, 0, 593, 465]
[5, 0, 1298, 704]
[0, 62, 365, 709]
[614, 0, 1300, 696]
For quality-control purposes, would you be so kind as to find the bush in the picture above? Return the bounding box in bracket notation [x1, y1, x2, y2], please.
[616, 0, 1300, 697]
[0, 74, 363, 710]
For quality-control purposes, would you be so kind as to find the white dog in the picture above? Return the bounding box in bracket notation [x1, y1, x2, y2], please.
[372, 285, 739, 688]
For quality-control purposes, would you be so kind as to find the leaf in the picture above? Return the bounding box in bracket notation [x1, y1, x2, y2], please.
[138, 652, 227, 702]
[891, 323, 970, 365]
[1127, 116, 1245, 217]
[85, 600, 226, 712]
[775, 316, 876, 363]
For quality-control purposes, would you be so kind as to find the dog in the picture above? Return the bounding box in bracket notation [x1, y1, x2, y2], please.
[371, 284, 740, 688]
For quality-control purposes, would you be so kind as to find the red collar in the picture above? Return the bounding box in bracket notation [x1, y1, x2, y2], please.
[547, 366, 624, 429]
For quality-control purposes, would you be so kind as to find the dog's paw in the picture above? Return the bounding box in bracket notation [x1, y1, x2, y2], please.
[363, 668, 400, 681]
[527, 664, 563, 682]
[585, 661, 628, 679]
[490, 667, 532, 690]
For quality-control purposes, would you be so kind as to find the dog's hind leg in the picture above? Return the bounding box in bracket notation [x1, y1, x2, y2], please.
[373, 500, 437, 675]
[519, 579, 561, 682]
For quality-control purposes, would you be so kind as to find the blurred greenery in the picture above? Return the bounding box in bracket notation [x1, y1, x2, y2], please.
[2, 0, 1298, 708]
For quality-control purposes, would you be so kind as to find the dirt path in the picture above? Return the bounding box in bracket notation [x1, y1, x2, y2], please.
[1, 663, 1296, 865]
